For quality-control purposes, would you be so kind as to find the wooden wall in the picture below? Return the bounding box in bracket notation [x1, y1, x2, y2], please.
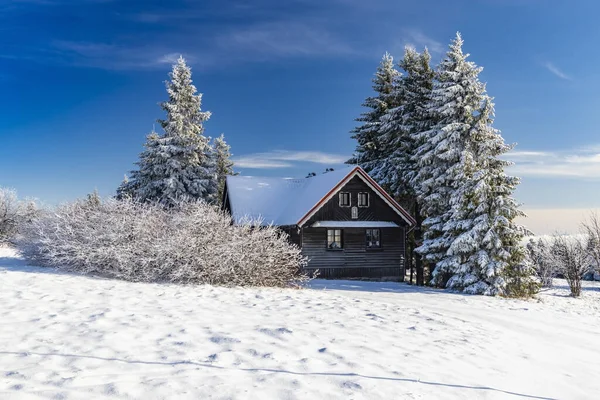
[301, 227, 405, 280]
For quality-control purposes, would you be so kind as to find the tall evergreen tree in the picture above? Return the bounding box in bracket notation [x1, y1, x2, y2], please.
[413, 33, 480, 283]
[414, 33, 531, 295]
[377, 47, 434, 285]
[213, 133, 236, 203]
[128, 56, 217, 206]
[348, 53, 401, 179]
[441, 95, 532, 295]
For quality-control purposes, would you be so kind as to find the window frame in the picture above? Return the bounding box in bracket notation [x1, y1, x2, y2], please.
[338, 192, 351, 207]
[327, 229, 343, 250]
[358, 192, 370, 208]
[366, 228, 381, 249]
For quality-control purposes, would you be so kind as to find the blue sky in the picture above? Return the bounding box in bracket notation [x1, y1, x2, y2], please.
[1, 0, 599, 233]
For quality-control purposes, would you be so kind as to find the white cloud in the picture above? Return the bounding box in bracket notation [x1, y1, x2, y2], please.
[543, 62, 572, 80]
[403, 29, 444, 54]
[218, 22, 356, 58]
[506, 145, 600, 178]
[50, 41, 195, 70]
[233, 150, 348, 169]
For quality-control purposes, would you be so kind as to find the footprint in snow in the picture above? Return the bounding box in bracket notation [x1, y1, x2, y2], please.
[258, 327, 293, 337]
[209, 335, 240, 344]
[341, 381, 362, 390]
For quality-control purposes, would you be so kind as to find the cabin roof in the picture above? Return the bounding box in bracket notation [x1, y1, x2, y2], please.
[225, 166, 415, 227]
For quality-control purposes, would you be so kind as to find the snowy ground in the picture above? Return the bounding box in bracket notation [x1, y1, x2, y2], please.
[1, 247, 599, 400]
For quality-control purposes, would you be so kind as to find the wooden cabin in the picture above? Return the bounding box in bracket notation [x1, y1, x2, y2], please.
[222, 166, 415, 280]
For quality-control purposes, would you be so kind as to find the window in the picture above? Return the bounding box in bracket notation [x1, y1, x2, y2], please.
[339, 192, 351, 207]
[351, 206, 358, 219]
[358, 192, 369, 207]
[327, 229, 343, 250]
[366, 229, 381, 248]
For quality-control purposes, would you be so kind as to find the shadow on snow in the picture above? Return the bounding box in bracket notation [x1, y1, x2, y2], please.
[0, 351, 557, 400]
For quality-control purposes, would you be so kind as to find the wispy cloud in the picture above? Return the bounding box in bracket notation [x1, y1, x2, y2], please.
[233, 150, 348, 169]
[403, 29, 444, 54]
[49, 41, 196, 70]
[543, 62, 572, 80]
[507, 145, 600, 178]
[2, 0, 388, 70]
[218, 21, 356, 58]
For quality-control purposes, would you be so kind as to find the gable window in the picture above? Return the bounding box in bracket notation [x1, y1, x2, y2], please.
[366, 229, 381, 248]
[339, 192, 351, 207]
[358, 192, 369, 207]
[327, 229, 343, 250]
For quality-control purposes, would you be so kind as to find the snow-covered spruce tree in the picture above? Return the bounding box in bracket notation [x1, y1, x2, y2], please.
[412, 34, 475, 286]
[129, 56, 217, 207]
[376, 47, 432, 197]
[375, 47, 434, 285]
[213, 134, 236, 203]
[415, 33, 534, 295]
[348, 53, 401, 180]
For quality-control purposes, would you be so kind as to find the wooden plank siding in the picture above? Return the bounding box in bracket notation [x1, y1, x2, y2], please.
[301, 227, 405, 280]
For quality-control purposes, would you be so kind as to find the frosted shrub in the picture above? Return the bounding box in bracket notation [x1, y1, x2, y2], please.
[526, 238, 556, 288]
[0, 187, 38, 244]
[550, 235, 589, 297]
[581, 212, 600, 276]
[17, 199, 309, 287]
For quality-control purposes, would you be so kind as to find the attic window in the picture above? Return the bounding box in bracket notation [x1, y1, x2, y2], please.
[358, 192, 369, 207]
[339, 192, 351, 207]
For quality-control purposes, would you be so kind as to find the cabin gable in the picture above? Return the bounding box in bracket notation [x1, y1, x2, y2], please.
[303, 175, 408, 227]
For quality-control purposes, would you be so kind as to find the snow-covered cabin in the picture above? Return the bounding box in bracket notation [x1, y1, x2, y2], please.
[222, 166, 415, 280]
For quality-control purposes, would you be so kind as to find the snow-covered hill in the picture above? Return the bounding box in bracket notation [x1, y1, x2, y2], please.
[1, 246, 599, 399]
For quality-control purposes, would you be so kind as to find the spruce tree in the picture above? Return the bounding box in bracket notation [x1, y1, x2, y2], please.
[442, 95, 532, 295]
[129, 56, 217, 206]
[213, 133, 236, 203]
[379, 47, 434, 285]
[413, 33, 480, 285]
[348, 53, 401, 179]
[414, 33, 533, 295]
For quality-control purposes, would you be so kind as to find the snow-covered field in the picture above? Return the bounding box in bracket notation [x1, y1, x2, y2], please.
[1, 247, 599, 400]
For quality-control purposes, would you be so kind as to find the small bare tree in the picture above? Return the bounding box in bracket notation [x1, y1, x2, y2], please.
[581, 211, 600, 276]
[526, 238, 555, 287]
[550, 235, 590, 297]
[0, 188, 38, 244]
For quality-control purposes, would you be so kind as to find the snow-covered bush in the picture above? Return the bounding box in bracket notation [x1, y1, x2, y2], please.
[549, 235, 590, 297]
[526, 238, 556, 287]
[17, 199, 308, 287]
[0, 187, 38, 244]
[581, 212, 600, 276]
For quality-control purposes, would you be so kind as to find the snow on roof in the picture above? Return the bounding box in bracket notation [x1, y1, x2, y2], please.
[311, 221, 399, 228]
[226, 167, 357, 226]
